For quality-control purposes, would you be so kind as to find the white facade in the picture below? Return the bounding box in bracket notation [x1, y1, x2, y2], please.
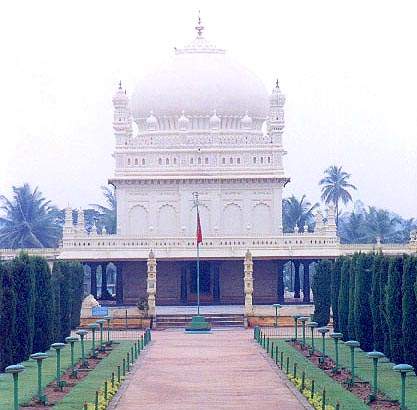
[110, 23, 288, 239]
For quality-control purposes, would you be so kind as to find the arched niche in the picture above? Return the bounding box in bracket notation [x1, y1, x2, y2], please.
[158, 204, 178, 236]
[128, 205, 149, 236]
[252, 202, 272, 235]
[223, 203, 243, 236]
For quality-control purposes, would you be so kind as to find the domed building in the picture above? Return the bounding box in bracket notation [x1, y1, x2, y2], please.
[59, 19, 339, 317]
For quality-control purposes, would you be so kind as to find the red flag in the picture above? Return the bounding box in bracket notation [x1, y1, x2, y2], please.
[196, 210, 203, 245]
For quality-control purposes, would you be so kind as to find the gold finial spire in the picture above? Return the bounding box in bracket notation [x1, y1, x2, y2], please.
[118, 80, 122, 90]
[195, 10, 204, 37]
[276, 78, 279, 88]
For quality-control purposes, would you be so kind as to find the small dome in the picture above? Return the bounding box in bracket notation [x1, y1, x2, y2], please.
[146, 111, 158, 130]
[241, 112, 253, 129]
[178, 111, 190, 130]
[209, 110, 221, 129]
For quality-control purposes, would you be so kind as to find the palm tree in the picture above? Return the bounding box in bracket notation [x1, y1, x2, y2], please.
[90, 186, 117, 234]
[282, 195, 319, 233]
[0, 184, 61, 248]
[338, 211, 367, 243]
[319, 165, 357, 226]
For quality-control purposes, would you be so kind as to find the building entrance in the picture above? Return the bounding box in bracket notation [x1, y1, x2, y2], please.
[188, 261, 213, 304]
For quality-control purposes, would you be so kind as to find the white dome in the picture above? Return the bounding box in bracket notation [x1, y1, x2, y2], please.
[131, 34, 269, 123]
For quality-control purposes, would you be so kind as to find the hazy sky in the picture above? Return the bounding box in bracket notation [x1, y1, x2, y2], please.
[1, 0, 416, 218]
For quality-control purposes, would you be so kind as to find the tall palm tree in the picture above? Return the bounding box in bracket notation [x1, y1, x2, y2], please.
[282, 195, 319, 233]
[90, 186, 117, 234]
[319, 165, 357, 226]
[338, 211, 367, 243]
[0, 184, 61, 248]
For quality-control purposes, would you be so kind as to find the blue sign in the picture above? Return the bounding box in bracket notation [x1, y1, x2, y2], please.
[92, 306, 109, 317]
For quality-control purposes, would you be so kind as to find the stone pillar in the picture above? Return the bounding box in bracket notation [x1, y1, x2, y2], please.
[90, 263, 98, 299]
[276, 260, 285, 304]
[302, 260, 311, 303]
[147, 250, 157, 318]
[243, 250, 254, 315]
[294, 260, 301, 299]
[100, 263, 108, 299]
[115, 262, 124, 305]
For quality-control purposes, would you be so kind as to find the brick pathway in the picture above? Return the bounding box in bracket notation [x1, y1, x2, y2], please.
[113, 329, 308, 410]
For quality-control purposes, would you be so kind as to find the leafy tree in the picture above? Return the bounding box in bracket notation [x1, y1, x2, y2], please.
[331, 257, 343, 332]
[90, 185, 117, 234]
[70, 262, 85, 329]
[364, 207, 400, 243]
[319, 165, 357, 226]
[282, 195, 319, 233]
[338, 257, 351, 340]
[379, 256, 391, 358]
[0, 263, 17, 371]
[347, 254, 358, 340]
[32, 256, 54, 353]
[338, 211, 367, 243]
[354, 253, 374, 351]
[403, 256, 417, 370]
[0, 184, 61, 248]
[11, 253, 36, 363]
[370, 253, 384, 351]
[311, 260, 332, 326]
[385, 257, 404, 363]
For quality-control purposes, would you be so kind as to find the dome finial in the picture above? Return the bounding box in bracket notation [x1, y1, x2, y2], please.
[195, 10, 204, 37]
[118, 80, 122, 90]
[275, 78, 279, 89]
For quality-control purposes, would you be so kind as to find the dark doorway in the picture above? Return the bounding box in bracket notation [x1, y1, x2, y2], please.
[188, 261, 213, 304]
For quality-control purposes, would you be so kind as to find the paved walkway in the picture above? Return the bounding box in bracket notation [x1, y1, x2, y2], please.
[113, 329, 308, 410]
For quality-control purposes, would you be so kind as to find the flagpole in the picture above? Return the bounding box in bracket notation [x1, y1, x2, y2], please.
[193, 192, 201, 316]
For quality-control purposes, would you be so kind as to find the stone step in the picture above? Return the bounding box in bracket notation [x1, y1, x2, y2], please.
[155, 314, 245, 328]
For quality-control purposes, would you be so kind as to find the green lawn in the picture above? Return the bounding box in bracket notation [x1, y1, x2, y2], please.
[0, 342, 82, 409]
[54, 341, 134, 410]
[269, 338, 368, 409]
[311, 337, 417, 409]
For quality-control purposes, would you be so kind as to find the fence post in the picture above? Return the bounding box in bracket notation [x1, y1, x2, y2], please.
[311, 379, 315, 399]
[122, 358, 126, 376]
[301, 371, 305, 392]
[127, 352, 130, 371]
[280, 352, 284, 369]
[275, 346, 278, 365]
[322, 388, 326, 410]
[104, 380, 108, 402]
[286, 356, 289, 374]
[117, 365, 121, 382]
[95, 390, 99, 410]
[293, 362, 297, 378]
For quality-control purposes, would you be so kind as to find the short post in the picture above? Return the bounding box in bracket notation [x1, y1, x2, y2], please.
[111, 371, 115, 388]
[104, 315, 112, 344]
[298, 316, 309, 347]
[266, 337, 270, 354]
[286, 356, 289, 374]
[317, 327, 329, 364]
[275, 345, 279, 365]
[293, 362, 297, 378]
[65, 336, 79, 378]
[104, 380, 108, 401]
[76, 329, 89, 368]
[301, 371, 305, 391]
[6, 364, 25, 410]
[393, 364, 414, 410]
[330, 332, 343, 373]
[273, 303, 281, 328]
[95, 390, 99, 410]
[30, 353, 49, 404]
[141, 335, 144, 349]
[292, 314, 302, 341]
[88, 323, 99, 358]
[131, 345, 134, 363]
[134, 341, 138, 359]
[117, 365, 121, 382]
[322, 388, 326, 410]
[127, 352, 130, 371]
[122, 358, 126, 376]
[96, 319, 106, 352]
[51, 343, 66, 389]
[345, 340, 360, 386]
[280, 351, 284, 369]
[367, 351, 385, 402]
[306, 321, 318, 353]
[311, 379, 315, 399]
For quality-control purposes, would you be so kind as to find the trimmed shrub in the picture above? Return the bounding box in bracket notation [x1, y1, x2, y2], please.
[311, 260, 332, 326]
[379, 256, 391, 358]
[32, 256, 54, 353]
[347, 254, 358, 340]
[403, 256, 417, 370]
[11, 252, 35, 363]
[354, 253, 374, 351]
[0, 263, 17, 371]
[331, 257, 342, 332]
[370, 253, 384, 351]
[385, 257, 404, 363]
[70, 262, 85, 329]
[338, 257, 351, 340]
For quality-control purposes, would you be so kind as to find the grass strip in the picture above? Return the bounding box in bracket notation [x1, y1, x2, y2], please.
[312, 338, 417, 409]
[270, 339, 368, 409]
[54, 341, 133, 410]
[0, 343, 83, 408]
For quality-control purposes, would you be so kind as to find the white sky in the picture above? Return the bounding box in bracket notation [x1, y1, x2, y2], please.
[1, 0, 416, 218]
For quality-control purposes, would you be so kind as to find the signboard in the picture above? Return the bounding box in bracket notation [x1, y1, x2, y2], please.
[92, 306, 109, 317]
